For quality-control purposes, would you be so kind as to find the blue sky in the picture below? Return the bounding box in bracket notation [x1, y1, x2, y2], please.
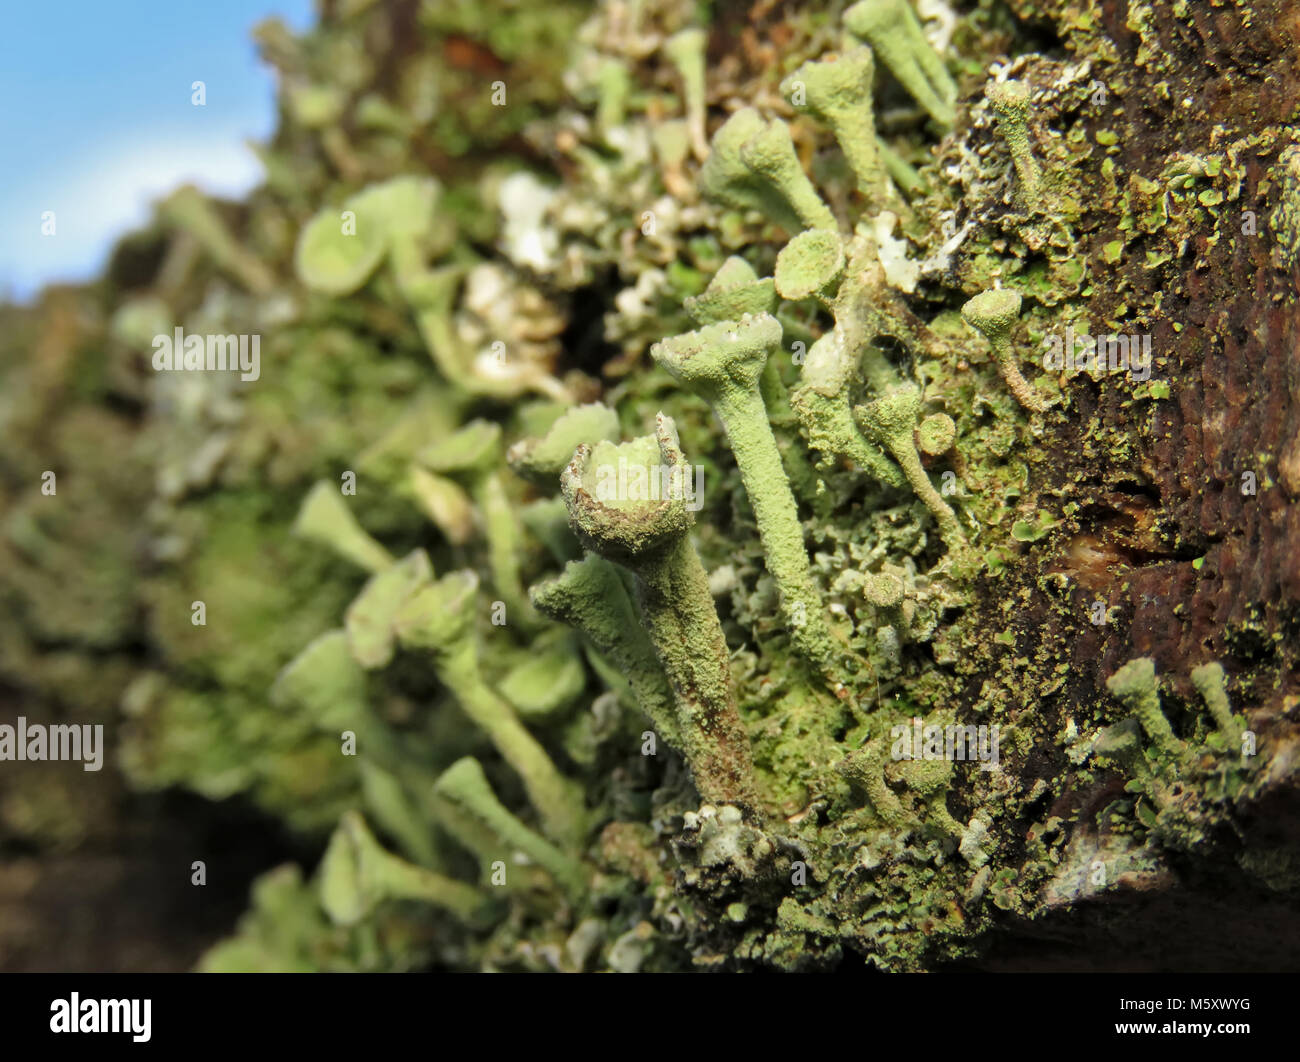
[0, 0, 314, 302]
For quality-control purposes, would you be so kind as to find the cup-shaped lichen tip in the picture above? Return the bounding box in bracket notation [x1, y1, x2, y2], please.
[781, 48, 876, 121]
[683, 257, 777, 325]
[960, 288, 1022, 340]
[985, 80, 1042, 205]
[293, 480, 395, 574]
[961, 288, 1044, 413]
[651, 312, 783, 399]
[711, 255, 759, 288]
[418, 419, 502, 479]
[561, 417, 694, 563]
[295, 206, 388, 295]
[917, 412, 957, 457]
[270, 629, 367, 731]
[780, 49, 890, 200]
[345, 549, 434, 669]
[392, 570, 479, 655]
[698, 108, 778, 212]
[506, 402, 621, 488]
[863, 570, 905, 610]
[737, 118, 838, 232]
[774, 229, 846, 303]
[855, 381, 922, 444]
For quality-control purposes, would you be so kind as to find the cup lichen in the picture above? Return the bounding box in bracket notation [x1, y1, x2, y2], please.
[960, 288, 1047, 413]
[652, 314, 841, 672]
[843, 0, 957, 130]
[561, 415, 761, 814]
[393, 571, 587, 847]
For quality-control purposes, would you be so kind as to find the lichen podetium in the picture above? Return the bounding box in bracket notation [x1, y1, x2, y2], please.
[7, 0, 1290, 975]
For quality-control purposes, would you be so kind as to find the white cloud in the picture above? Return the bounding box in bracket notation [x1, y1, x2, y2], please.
[0, 129, 267, 301]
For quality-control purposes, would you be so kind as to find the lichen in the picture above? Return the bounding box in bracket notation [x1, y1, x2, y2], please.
[4, 0, 1296, 975]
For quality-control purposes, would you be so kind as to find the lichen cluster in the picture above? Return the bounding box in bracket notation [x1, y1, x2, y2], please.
[2, 0, 1297, 972]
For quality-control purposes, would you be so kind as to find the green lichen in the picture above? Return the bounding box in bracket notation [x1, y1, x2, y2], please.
[843, 0, 956, 130]
[394, 572, 587, 847]
[4, 0, 1288, 976]
[562, 417, 761, 814]
[652, 314, 841, 672]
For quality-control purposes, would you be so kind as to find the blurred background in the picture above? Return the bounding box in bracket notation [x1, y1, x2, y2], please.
[0, 0, 601, 972]
[0, 0, 312, 302]
[0, 0, 342, 973]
